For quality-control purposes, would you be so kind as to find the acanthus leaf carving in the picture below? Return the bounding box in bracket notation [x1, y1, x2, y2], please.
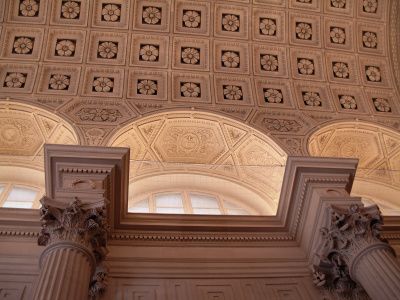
[312, 204, 387, 299]
[89, 265, 109, 300]
[38, 197, 109, 262]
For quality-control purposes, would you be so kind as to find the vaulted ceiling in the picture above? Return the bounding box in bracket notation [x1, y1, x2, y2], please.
[0, 0, 399, 212]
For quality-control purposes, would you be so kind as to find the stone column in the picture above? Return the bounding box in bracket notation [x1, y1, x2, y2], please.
[311, 204, 400, 300]
[32, 197, 108, 300]
[350, 243, 400, 299]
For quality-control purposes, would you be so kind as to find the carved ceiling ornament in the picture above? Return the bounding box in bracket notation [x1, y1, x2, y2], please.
[0, 0, 397, 133]
[153, 118, 227, 164]
[311, 204, 389, 300]
[0, 0, 399, 216]
[308, 122, 400, 213]
[0, 102, 79, 174]
[0, 117, 39, 152]
[108, 111, 287, 212]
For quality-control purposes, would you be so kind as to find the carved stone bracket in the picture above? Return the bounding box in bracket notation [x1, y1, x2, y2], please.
[311, 204, 390, 300]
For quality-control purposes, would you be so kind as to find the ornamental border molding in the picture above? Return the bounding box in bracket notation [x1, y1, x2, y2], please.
[389, 0, 400, 97]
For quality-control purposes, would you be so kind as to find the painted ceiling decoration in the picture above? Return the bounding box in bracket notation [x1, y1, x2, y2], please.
[0, 0, 399, 213]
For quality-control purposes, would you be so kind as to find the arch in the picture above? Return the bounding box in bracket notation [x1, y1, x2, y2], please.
[0, 101, 80, 162]
[0, 101, 80, 207]
[108, 111, 288, 215]
[308, 121, 400, 214]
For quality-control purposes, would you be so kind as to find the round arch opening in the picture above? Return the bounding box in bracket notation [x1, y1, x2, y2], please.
[0, 101, 80, 209]
[108, 111, 288, 215]
[308, 121, 400, 215]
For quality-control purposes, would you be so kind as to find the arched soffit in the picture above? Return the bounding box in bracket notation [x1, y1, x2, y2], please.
[0, 101, 79, 170]
[0, 166, 45, 205]
[308, 121, 400, 212]
[389, 0, 400, 96]
[108, 111, 288, 214]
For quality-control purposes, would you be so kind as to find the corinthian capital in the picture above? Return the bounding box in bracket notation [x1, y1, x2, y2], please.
[319, 204, 386, 265]
[311, 204, 388, 299]
[38, 197, 109, 262]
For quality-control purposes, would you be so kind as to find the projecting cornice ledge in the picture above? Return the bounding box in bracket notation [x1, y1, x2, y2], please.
[1, 147, 399, 249]
[112, 156, 363, 247]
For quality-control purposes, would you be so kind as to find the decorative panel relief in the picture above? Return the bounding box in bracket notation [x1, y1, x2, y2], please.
[103, 277, 319, 300]
[0, 0, 397, 146]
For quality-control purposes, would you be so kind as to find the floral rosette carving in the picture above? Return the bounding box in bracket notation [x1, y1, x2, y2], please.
[102, 4, 121, 22]
[297, 58, 314, 75]
[56, 40, 76, 57]
[363, 0, 377, 13]
[330, 27, 345, 44]
[296, 22, 312, 40]
[331, 0, 346, 8]
[181, 82, 200, 97]
[4, 72, 26, 88]
[38, 198, 109, 262]
[183, 10, 200, 28]
[222, 14, 239, 32]
[312, 204, 387, 299]
[13, 37, 34, 54]
[61, 1, 80, 19]
[264, 89, 282, 103]
[20, 0, 39, 17]
[143, 7, 161, 24]
[259, 18, 276, 36]
[373, 98, 391, 112]
[340, 95, 357, 109]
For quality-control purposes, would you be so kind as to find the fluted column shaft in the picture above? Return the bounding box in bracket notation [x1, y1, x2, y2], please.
[351, 244, 400, 300]
[33, 241, 96, 300]
[312, 204, 400, 299]
[33, 198, 109, 299]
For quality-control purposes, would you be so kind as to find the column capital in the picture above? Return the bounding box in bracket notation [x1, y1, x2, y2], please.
[311, 204, 394, 299]
[38, 196, 109, 262]
[319, 204, 389, 264]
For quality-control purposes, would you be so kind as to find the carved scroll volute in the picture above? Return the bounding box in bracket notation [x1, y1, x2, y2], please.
[38, 197, 109, 262]
[311, 204, 389, 300]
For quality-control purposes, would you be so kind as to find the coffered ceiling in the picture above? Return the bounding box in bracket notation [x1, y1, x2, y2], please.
[0, 0, 399, 212]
